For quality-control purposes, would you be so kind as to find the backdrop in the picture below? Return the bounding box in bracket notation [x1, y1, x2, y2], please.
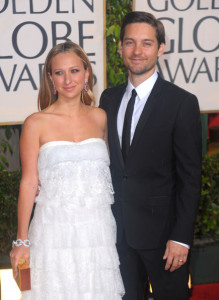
[134, 0, 219, 112]
[0, 0, 106, 124]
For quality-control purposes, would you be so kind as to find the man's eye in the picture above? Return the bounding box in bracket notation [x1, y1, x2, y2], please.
[125, 41, 133, 45]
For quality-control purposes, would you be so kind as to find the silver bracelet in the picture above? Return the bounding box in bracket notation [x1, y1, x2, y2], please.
[12, 239, 31, 248]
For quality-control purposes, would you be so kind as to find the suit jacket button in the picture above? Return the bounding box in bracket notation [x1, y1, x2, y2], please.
[123, 175, 128, 180]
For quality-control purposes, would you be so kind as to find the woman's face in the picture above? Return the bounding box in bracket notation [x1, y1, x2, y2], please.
[50, 52, 89, 100]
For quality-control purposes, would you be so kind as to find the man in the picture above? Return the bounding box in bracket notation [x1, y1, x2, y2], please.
[99, 11, 202, 300]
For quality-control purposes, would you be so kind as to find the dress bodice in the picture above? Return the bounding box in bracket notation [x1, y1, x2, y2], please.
[38, 138, 109, 168]
[36, 138, 114, 208]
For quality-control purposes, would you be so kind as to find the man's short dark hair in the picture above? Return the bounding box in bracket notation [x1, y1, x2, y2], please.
[120, 11, 165, 48]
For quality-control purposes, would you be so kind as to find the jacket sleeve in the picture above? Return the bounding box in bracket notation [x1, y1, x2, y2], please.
[99, 89, 108, 110]
[169, 94, 202, 245]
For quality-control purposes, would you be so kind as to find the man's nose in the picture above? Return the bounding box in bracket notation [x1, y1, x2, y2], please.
[133, 43, 142, 55]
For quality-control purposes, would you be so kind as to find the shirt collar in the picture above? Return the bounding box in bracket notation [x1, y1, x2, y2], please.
[127, 71, 158, 100]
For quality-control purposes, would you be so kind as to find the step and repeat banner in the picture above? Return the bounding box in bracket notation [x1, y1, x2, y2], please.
[134, 0, 219, 112]
[0, 0, 106, 124]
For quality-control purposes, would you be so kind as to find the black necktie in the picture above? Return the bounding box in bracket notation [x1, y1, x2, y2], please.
[122, 89, 137, 162]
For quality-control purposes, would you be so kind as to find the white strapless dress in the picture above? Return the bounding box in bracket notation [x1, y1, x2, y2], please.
[22, 138, 124, 300]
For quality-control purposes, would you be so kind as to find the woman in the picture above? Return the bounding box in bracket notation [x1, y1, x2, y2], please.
[10, 41, 124, 299]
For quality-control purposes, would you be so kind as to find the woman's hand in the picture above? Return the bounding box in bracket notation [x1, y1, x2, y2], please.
[10, 245, 30, 278]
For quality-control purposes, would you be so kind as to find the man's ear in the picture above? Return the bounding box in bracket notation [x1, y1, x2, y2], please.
[158, 43, 165, 58]
[118, 41, 123, 56]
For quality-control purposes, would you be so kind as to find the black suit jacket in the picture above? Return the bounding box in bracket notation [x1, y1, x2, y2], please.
[99, 75, 202, 250]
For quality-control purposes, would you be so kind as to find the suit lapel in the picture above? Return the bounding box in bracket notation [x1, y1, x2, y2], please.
[128, 76, 164, 159]
[108, 84, 127, 168]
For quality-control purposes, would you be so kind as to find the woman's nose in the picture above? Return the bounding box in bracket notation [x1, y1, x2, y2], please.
[64, 72, 71, 84]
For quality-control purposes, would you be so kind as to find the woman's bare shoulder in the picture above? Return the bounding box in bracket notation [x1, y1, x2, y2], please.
[23, 112, 41, 126]
[24, 110, 53, 125]
[89, 106, 107, 122]
[22, 111, 50, 136]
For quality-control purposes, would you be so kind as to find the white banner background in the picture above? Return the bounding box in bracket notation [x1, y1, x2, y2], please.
[0, 0, 105, 124]
[134, 0, 219, 112]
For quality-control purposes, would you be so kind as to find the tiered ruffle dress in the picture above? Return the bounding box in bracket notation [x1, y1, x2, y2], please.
[22, 138, 124, 300]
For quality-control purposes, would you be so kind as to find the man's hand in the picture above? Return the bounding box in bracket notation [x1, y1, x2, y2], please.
[163, 240, 189, 272]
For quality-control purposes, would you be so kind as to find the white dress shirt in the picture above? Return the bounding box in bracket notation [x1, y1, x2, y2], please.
[117, 70, 189, 250]
[117, 71, 158, 146]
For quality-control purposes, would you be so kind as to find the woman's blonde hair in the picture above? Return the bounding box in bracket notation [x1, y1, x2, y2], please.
[38, 40, 95, 110]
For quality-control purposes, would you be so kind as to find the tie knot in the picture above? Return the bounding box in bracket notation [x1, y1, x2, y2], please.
[131, 89, 137, 98]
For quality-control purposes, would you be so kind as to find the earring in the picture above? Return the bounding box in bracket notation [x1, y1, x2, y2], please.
[81, 94, 84, 104]
[83, 80, 89, 92]
[52, 81, 57, 95]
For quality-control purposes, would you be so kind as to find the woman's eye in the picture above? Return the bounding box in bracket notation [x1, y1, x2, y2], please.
[71, 69, 79, 73]
[55, 71, 63, 75]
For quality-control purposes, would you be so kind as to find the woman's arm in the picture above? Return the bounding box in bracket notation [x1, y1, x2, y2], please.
[10, 114, 40, 278]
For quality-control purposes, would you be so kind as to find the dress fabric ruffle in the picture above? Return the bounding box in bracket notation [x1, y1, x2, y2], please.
[22, 138, 124, 300]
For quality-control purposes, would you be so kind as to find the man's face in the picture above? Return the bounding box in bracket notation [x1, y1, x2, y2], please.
[119, 23, 164, 81]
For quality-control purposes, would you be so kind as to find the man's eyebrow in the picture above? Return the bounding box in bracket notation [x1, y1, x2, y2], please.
[142, 39, 154, 42]
[124, 37, 154, 42]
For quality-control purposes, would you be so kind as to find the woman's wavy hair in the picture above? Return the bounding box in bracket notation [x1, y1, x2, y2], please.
[38, 40, 94, 111]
